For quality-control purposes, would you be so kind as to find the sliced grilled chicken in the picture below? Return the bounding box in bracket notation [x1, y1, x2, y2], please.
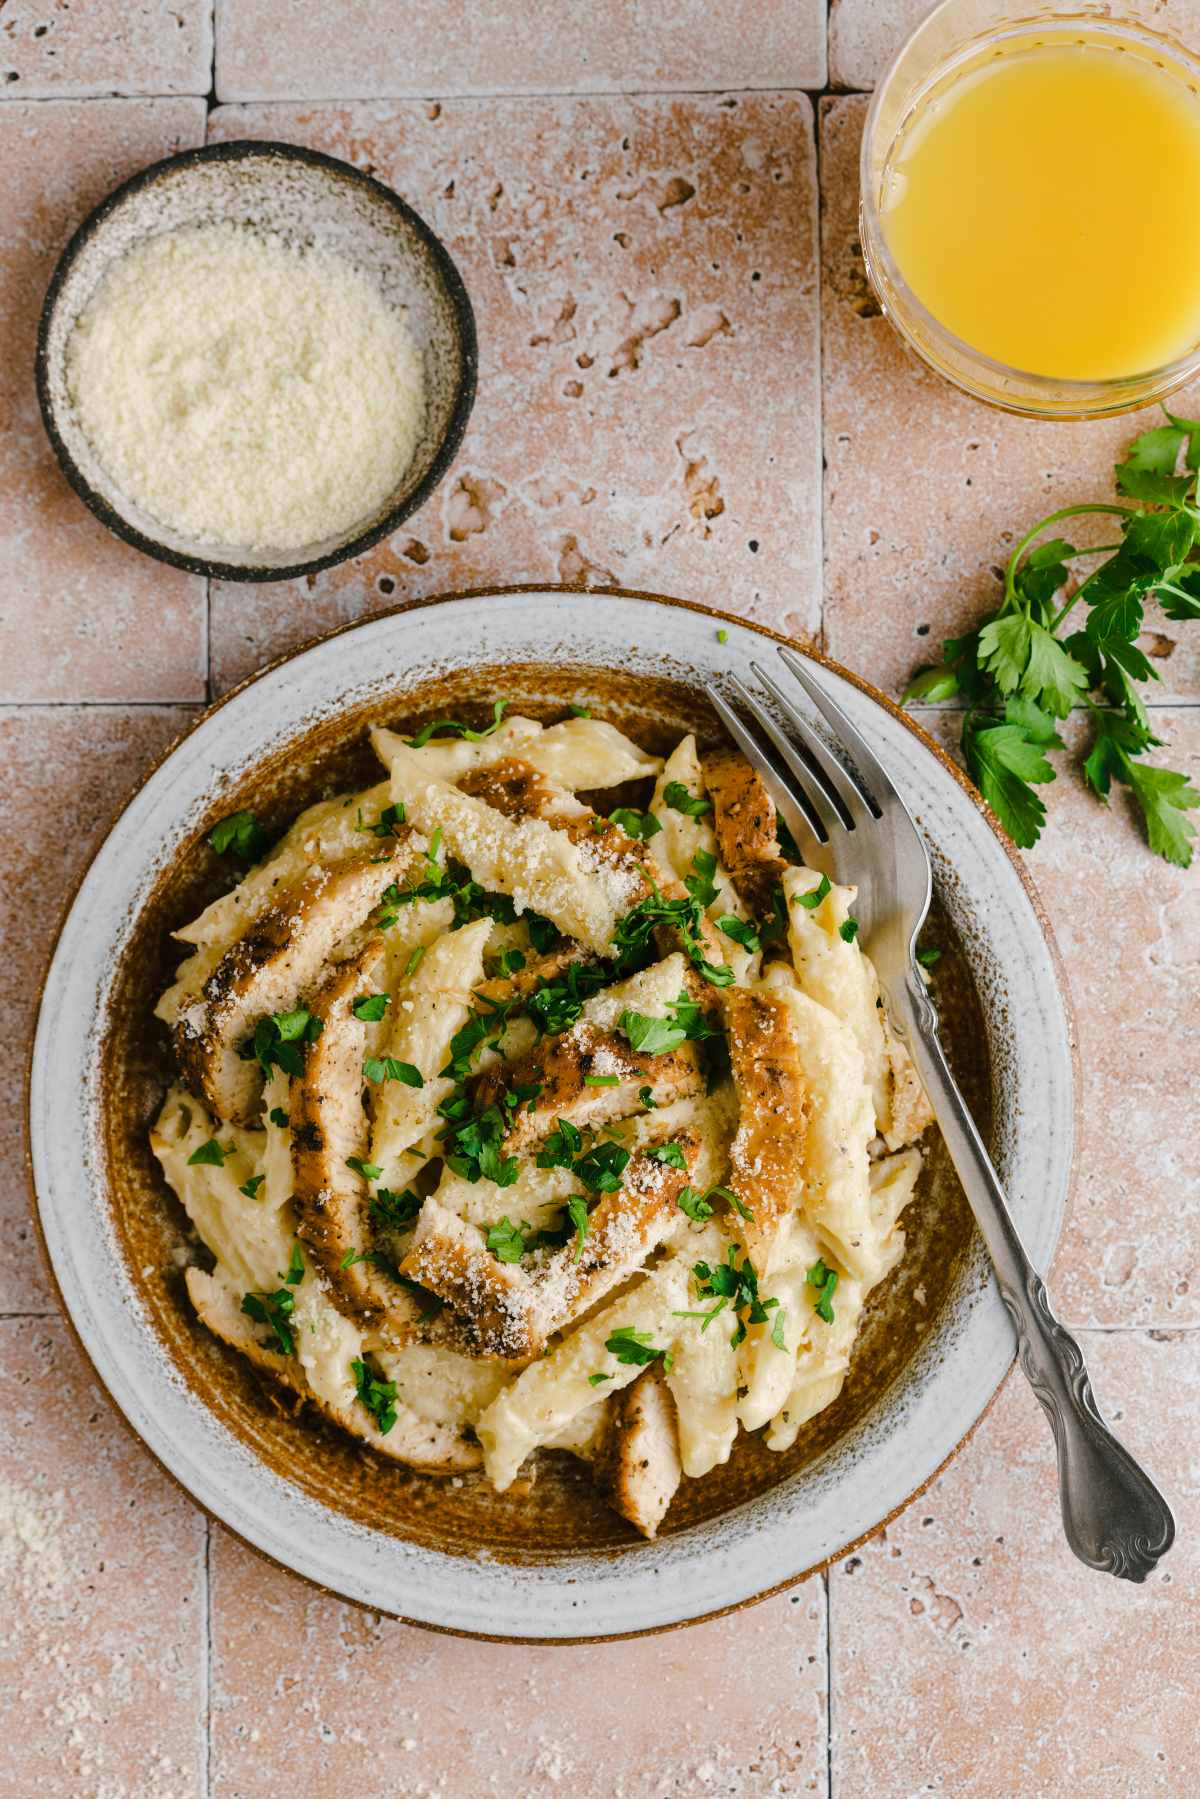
[400, 1199, 540, 1361]
[185, 1267, 482, 1473]
[402, 1139, 696, 1360]
[702, 748, 786, 919]
[173, 842, 412, 1126]
[474, 1023, 703, 1153]
[722, 987, 809, 1272]
[593, 1363, 683, 1539]
[290, 939, 417, 1325]
[472, 944, 584, 1015]
[456, 756, 584, 822]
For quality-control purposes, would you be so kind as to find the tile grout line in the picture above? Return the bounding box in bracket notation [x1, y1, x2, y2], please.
[0, 83, 874, 113]
[202, 1516, 213, 1799]
[823, 1567, 834, 1798]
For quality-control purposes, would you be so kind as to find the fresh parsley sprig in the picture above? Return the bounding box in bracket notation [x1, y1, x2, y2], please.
[904, 412, 1200, 866]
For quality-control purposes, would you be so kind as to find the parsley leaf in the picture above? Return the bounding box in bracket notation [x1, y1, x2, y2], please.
[649, 1140, 686, 1169]
[187, 1138, 232, 1167]
[604, 1326, 673, 1371]
[588, 1371, 611, 1386]
[609, 806, 663, 841]
[794, 873, 831, 911]
[351, 1356, 398, 1434]
[283, 1242, 305, 1286]
[574, 1141, 631, 1194]
[676, 1185, 714, 1221]
[485, 1216, 530, 1263]
[566, 1195, 590, 1264]
[363, 1056, 424, 1087]
[244, 1008, 323, 1079]
[346, 1155, 383, 1181]
[406, 699, 508, 747]
[839, 918, 860, 943]
[268, 1106, 290, 1129]
[807, 1257, 839, 1324]
[717, 914, 761, 952]
[682, 1244, 777, 1348]
[241, 1287, 295, 1355]
[685, 847, 720, 908]
[238, 1173, 265, 1199]
[352, 992, 390, 1022]
[536, 1117, 584, 1170]
[370, 1186, 422, 1232]
[612, 885, 734, 988]
[916, 945, 941, 967]
[662, 781, 712, 818]
[208, 809, 267, 861]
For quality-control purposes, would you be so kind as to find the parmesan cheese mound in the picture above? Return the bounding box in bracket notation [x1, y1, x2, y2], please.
[66, 222, 425, 551]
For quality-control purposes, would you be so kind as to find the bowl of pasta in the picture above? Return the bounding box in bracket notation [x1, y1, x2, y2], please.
[28, 586, 1075, 1640]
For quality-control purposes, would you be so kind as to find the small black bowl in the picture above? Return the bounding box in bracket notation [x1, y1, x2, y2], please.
[36, 140, 477, 584]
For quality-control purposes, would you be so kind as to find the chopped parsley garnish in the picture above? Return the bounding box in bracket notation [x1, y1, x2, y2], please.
[269, 1106, 290, 1130]
[771, 1311, 787, 1351]
[526, 961, 609, 1036]
[240, 1287, 295, 1355]
[352, 992, 390, 1022]
[406, 699, 508, 748]
[916, 945, 941, 967]
[405, 944, 426, 977]
[208, 809, 267, 861]
[588, 1372, 612, 1386]
[611, 885, 734, 989]
[370, 1187, 422, 1232]
[188, 1138, 232, 1167]
[238, 1173, 265, 1199]
[807, 1258, 839, 1324]
[717, 914, 761, 952]
[283, 1242, 305, 1286]
[439, 1094, 519, 1187]
[608, 806, 662, 841]
[346, 1155, 383, 1181]
[839, 918, 860, 943]
[621, 989, 725, 1057]
[568, 702, 591, 718]
[363, 1056, 424, 1087]
[676, 1244, 779, 1348]
[711, 1185, 753, 1221]
[662, 781, 712, 818]
[489, 946, 527, 978]
[243, 1007, 323, 1078]
[604, 1326, 673, 1371]
[717, 627, 728, 644]
[566, 1195, 590, 1264]
[485, 1216, 530, 1263]
[639, 1085, 658, 1109]
[676, 1186, 713, 1221]
[649, 1140, 686, 1170]
[685, 847, 720, 908]
[574, 1141, 631, 1194]
[351, 1356, 398, 1434]
[356, 801, 406, 838]
[584, 1073, 620, 1087]
[536, 1117, 583, 1170]
[795, 874, 831, 911]
[441, 1012, 494, 1082]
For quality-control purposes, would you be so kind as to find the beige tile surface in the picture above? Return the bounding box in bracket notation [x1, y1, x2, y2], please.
[214, 0, 827, 101]
[0, 1, 213, 98]
[828, 0, 1197, 91]
[0, 99, 208, 703]
[0, 704, 193, 1312]
[0, 1317, 206, 1798]
[206, 91, 822, 692]
[821, 94, 1200, 705]
[914, 710, 1200, 1329]
[831, 1328, 1199, 1796]
[209, 1526, 827, 1798]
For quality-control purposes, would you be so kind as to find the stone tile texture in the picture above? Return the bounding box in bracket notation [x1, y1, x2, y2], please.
[205, 91, 822, 691]
[0, 1, 213, 98]
[215, 0, 827, 101]
[0, 1318, 207, 1798]
[831, 1329, 1199, 1796]
[0, 705, 193, 1312]
[0, 99, 208, 702]
[209, 1526, 828, 1799]
[829, 0, 1200, 91]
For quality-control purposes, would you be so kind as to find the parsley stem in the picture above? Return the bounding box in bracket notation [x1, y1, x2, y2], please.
[1004, 504, 1133, 610]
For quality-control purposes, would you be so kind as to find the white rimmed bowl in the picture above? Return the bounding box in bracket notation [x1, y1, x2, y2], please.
[28, 587, 1076, 1641]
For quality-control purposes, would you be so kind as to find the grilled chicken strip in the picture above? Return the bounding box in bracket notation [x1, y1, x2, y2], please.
[722, 987, 809, 1272]
[173, 841, 412, 1126]
[593, 1363, 683, 1540]
[701, 748, 786, 919]
[474, 1023, 703, 1153]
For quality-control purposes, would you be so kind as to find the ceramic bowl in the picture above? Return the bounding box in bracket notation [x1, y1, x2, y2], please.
[28, 587, 1076, 1641]
[35, 140, 476, 583]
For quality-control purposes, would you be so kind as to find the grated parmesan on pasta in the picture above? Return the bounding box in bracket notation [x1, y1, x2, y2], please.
[66, 222, 425, 551]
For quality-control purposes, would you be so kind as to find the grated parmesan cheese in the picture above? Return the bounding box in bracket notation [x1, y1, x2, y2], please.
[66, 222, 425, 551]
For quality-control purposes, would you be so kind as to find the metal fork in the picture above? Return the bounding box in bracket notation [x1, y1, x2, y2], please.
[707, 645, 1175, 1583]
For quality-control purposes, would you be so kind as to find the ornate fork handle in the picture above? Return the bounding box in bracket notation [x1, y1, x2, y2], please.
[893, 973, 1175, 1582]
